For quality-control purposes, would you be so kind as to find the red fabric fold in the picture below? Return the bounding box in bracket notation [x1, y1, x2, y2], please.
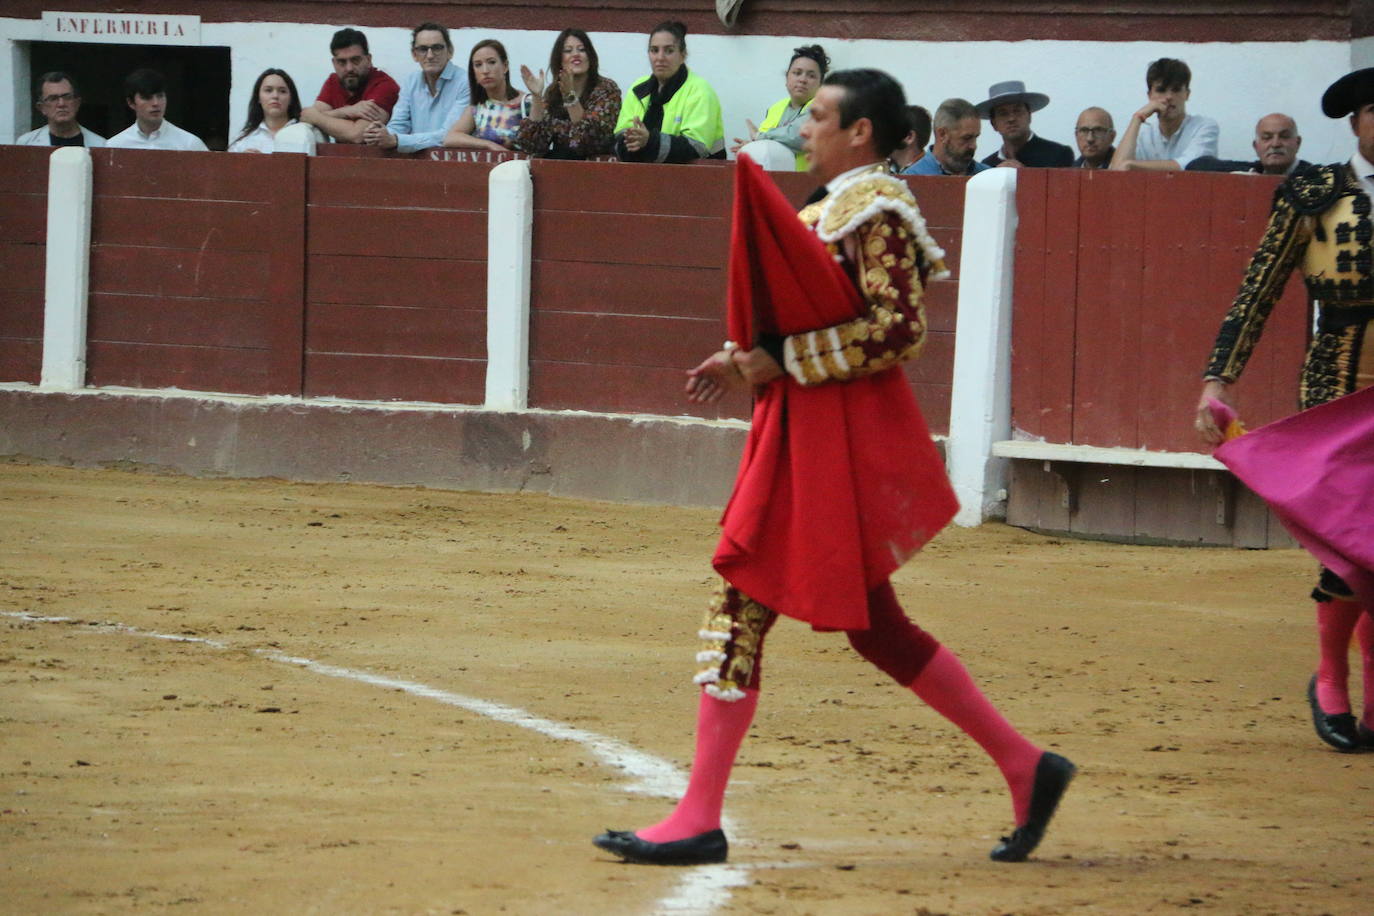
[712, 155, 958, 630]
[1215, 385, 1374, 604]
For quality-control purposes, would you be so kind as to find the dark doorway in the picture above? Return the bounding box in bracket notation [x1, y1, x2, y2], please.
[28, 41, 231, 149]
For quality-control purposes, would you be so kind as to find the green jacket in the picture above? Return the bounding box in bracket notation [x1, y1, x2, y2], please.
[614, 66, 725, 163]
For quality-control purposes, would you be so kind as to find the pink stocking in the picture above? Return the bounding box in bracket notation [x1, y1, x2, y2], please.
[1356, 607, 1374, 729]
[908, 646, 1043, 825]
[1315, 599, 1363, 714]
[637, 688, 760, 843]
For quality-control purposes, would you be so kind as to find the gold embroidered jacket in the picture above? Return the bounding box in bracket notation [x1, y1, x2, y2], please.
[783, 167, 949, 386]
[1205, 164, 1374, 406]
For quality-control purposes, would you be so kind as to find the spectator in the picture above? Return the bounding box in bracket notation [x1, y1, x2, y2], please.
[901, 98, 988, 176]
[731, 44, 829, 171]
[976, 80, 1073, 168]
[1110, 57, 1218, 171]
[1187, 113, 1313, 176]
[442, 39, 531, 151]
[301, 28, 400, 144]
[228, 69, 301, 153]
[106, 69, 208, 151]
[514, 28, 621, 159]
[889, 104, 931, 173]
[615, 20, 725, 163]
[364, 22, 468, 153]
[1072, 107, 1115, 169]
[16, 72, 105, 147]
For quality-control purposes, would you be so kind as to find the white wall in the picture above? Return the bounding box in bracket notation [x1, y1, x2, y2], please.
[3, 15, 1358, 163]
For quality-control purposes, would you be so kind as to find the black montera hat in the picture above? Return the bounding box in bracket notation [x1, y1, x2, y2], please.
[1321, 67, 1374, 117]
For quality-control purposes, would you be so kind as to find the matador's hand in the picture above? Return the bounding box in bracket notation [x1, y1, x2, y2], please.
[685, 350, 747, 403]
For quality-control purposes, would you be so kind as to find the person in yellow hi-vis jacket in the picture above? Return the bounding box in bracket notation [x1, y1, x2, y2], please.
[614, 20, 725, 164]
[731, 45, 829, 172]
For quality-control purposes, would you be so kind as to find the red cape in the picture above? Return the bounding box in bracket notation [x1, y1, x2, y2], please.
[712, 156, 958, 630]
[1215, 385, 1374, 604]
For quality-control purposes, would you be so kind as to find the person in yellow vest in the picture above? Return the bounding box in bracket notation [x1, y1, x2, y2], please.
[615, 20, 725, 163]
[732, 44, 829, 171]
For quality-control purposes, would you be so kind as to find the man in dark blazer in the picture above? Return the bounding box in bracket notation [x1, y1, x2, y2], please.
[977, 79, 1074, 168]
[1186, 113, 1314, 176]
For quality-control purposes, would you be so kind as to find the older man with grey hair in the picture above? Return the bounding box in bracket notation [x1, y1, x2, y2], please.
[902, 97, 989, 175]
[1186, 113, 1313, 176]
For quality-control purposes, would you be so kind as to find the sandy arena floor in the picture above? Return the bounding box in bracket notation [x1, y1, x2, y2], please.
[2, 461, 1371, 915]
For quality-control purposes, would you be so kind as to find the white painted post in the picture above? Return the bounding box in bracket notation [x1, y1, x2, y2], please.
[484, 158, 533, 410]
[946, 167, 1018, 526]
[39, 146, 94, 391]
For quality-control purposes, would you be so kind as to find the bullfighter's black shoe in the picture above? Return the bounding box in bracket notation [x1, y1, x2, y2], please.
[592, 828, 728, 865]
[1307, 675, 1360, 752]
[989, 751, 1076, 863]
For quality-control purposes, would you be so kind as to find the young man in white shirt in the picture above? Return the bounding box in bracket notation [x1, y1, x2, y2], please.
[15, 72, 105, 147]
[1110, 57, 1218, 171]
[106, 68, 209, 152]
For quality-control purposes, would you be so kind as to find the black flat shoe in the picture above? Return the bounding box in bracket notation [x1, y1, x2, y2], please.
[1307, 675, 1360, 752]
[989, 751, 1076, 863]
[592, 828, 728, 865]
[1358, 721, 1374, 750]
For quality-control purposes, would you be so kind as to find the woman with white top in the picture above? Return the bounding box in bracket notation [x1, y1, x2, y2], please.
[228, 69, 301, 153]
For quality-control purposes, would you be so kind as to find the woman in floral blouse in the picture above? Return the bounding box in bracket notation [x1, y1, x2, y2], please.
[443, 39, 530, 151]
[514, 28, 621, 159]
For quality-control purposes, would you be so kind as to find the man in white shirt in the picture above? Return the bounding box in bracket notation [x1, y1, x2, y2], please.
[1110, 58, 1218, 171]
[15, 72, 105, 147]
[106, 68, 209, 151]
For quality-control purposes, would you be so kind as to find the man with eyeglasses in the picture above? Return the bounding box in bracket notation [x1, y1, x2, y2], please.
[301, 27, 400, 144]
[1071, 107, 1115, 169]
[16, 72, 105, 147]
[364, 22, 469, 153]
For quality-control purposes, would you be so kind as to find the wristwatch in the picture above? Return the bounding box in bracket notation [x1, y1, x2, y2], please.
[563, 93, 579, 106]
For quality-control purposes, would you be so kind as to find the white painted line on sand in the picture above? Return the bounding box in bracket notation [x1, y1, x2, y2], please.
[3, 611, 752, 915]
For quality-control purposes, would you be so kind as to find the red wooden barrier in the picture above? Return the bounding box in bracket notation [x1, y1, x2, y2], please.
[87, 149, 306, 395]
[527, 162, 964, 432]
[304, 156, 491, 404]
[1012, 169, 1308, 454]
[0, 147, 50, 385]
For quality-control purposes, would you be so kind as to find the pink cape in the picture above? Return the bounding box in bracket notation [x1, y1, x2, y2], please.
[1214, 386, 1374, 603]
[712, 155, 958, 631]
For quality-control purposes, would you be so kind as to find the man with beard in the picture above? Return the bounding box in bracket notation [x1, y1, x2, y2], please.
[301, 27, 400, 144]
[902, 97, 989, 175]
[976, 80, 1074, 169]
[1111, 57, 1218, 171]
[1187, 114, 1313, 176]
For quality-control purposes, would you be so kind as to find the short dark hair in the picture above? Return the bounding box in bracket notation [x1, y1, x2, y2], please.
[331, 27, 369, 56]
[36, 71, 79, 101]
[124, 68, 165, 103]
[1146, 57, 1191, 91]
[906, 104, 932, 151]
[822, 68, 908, 157]
[649, 20, 688, 53]
[789, 44, 829, 78]
[411, 22, 451, 51]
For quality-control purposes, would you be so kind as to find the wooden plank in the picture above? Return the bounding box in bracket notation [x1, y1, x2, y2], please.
[901, 176, 970, 227]
[1005, 459, 1072, 534]
[528, 360, 750, 420]
[1131, 466, 1233, 544]
[1068, 462, 1138, 538]
[91, 245, 268, 299]
[307, 206, 487, 260]
[94, 147, 280, 201]
[0, 289, 42, 338]
[0, 147, 53, 198]
[306, 304, 487, 360]
[308, 155, 493, 209]
[86, 340, 277, 395]
[531, 260, 725, 320]
[303, 352, 485, 404]
[533, 210, 727, 269]
[923, 282, 958, 332]
[1073, 170, 1146, 447]
[902, 330, 954, 386]
[309, 254, 486, 309]
[1010, 168, 1050, 441]
[0, 340, 41, 385]
[911, 381, 951, 436]
[1032, 168, 1080, 443]
[1136, 171, 1215, 453]
[87, 293, 278, 349]
[92, 197, 271, 252]
[530, 311, 722, 367]
[0, 242, 44, 289]
[0, 193, 47, 244]
[262, 152, 307, 396]
[532, 159, 731, 217]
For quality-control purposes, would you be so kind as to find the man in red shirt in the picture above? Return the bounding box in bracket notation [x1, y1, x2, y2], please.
[301, 27, 400, 144]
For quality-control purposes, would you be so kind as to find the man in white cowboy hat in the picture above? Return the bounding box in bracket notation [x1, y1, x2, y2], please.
[976, 79, 1073, 168]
